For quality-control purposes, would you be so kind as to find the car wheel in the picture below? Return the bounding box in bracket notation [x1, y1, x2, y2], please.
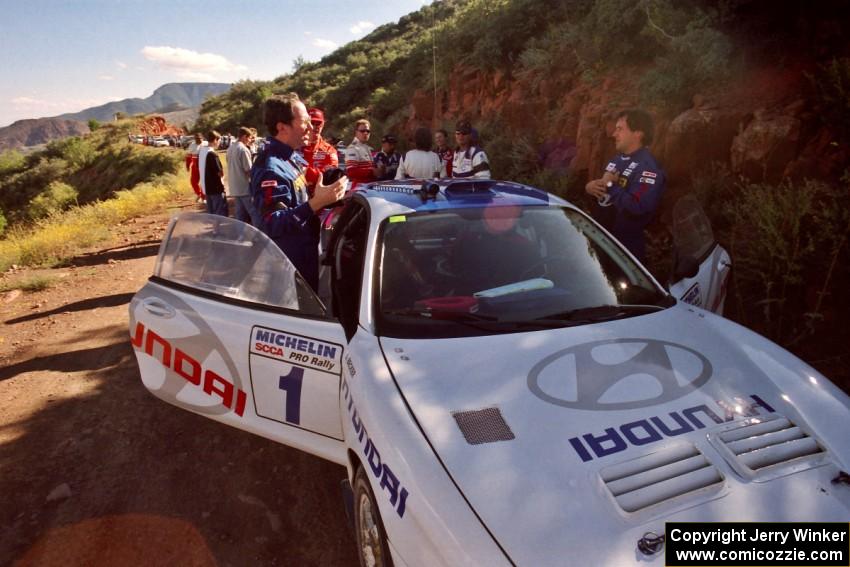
[353, 465, 394, 567]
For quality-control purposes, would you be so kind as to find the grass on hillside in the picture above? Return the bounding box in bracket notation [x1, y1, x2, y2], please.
[0, 170, 187, 273]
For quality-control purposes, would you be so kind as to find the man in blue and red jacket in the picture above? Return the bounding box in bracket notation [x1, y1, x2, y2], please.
[585, 109, 666, 262]
[250, 94, 347, 291]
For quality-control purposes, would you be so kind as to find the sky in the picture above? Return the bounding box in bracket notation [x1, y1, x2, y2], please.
[0, 0, 429, 128]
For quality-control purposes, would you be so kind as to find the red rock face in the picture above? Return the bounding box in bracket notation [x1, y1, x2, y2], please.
[394, 63, 844, 189]
[731, 112, 801, 182]
[661, 108, 746, 184]
[137, 116, 183, 136]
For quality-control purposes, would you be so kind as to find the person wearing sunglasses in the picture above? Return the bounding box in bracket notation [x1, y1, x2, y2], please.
[452, 120, 490, 179]
[344, 118, 376, 189]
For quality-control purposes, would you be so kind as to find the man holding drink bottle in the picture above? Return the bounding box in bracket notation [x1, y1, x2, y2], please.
[585, 108, 666, 262]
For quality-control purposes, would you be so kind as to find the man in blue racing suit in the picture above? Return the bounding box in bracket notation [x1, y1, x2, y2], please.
[250, 93, 347, 291]
[585, 109, 665, 262]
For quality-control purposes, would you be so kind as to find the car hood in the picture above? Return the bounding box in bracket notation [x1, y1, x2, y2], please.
[379, 304, 850, 566]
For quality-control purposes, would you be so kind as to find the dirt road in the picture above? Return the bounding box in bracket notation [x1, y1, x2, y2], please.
[0, 198, 357, 567]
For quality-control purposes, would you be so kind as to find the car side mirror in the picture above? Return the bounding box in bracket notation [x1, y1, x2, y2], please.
[673, 255, 700, 281]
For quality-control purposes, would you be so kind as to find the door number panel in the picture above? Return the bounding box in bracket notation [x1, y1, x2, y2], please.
[249, 325, 344, 439]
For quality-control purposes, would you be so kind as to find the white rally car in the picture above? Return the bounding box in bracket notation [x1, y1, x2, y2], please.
[129, 180, 850, 566]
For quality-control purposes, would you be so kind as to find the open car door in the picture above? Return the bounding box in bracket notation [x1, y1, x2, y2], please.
[668, 195, 732, 315]
[129, 213, 347, 465]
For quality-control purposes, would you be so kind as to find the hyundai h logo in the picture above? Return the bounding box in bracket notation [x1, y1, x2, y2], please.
[528, 339, 712, 411]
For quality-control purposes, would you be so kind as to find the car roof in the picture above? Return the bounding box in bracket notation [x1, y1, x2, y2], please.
[357, 179, 572, 220]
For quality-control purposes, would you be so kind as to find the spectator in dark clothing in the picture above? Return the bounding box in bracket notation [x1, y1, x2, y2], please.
[205, 130, 228, 217]
[434, 128, 453, 178]
[373, 135, 400, 181]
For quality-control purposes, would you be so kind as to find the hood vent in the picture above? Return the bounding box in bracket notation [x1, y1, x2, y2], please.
[452, 407, 515, 445]
[601, 444, 722, 513]
[714, 417, 825, 478]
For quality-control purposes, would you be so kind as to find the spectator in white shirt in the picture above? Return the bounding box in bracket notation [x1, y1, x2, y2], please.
[396, 127, 444, 180]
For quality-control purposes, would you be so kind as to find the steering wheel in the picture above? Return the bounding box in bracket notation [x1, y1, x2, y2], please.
[520, 255, 570, 280]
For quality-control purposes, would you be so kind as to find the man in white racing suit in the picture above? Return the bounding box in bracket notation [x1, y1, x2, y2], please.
[452, 120, 490, 179]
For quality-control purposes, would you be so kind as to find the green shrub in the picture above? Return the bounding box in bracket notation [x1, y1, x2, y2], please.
[0, 209, 6, 236]
[0, 119, 181, 231]
[195, 79, 274, 135]
[808, 57, 850, 144]
[0, 171, 186, 272]
[0, 275, 56, 292]
[723, 177, 850, 346]
[0, 156, 70, 224]
[28, 180, 78, 220]
[639, 24, 734, 110]
[0, 149, 25, 176]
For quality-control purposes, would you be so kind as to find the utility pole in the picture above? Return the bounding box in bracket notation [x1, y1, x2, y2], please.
[432, 7, 438, 128]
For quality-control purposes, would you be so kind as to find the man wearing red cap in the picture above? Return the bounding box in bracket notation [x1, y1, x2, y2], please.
[300, 108, 338, 195]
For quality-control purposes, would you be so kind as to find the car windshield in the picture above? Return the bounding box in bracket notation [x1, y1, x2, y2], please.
[376, 205, 672, 338]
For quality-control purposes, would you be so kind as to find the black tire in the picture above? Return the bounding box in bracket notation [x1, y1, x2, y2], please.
[353, 465, 394, 567]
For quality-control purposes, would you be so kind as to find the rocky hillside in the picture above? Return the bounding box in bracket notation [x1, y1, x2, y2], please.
[0, 118, 89, 151]
[197, 1, 849, 190]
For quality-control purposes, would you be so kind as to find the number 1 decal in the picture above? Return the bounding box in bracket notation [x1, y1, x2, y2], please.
[278, 366, 304, 424]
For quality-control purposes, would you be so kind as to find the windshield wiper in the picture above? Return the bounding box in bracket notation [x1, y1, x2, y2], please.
[383, 308, 580, 333]
[382, 308, 538, 334]
[538, 304, 666, 324]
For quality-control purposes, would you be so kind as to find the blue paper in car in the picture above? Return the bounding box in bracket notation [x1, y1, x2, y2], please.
[475, 286, 572, 317]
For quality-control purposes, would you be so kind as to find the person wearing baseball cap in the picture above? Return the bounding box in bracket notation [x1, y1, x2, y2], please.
[452, 119, 490, 179]
[374, 134, 400, 181]
[300, 107, 339, 195]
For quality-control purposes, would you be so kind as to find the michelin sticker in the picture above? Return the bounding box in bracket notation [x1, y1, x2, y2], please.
[249, 325, 344, 439]
[251, 326, 341, 373]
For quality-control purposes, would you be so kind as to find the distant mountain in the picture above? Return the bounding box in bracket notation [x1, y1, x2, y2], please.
[58, 82, 231, 123]
[0, 82, 230, 150]
[0, 118, 89, 151]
